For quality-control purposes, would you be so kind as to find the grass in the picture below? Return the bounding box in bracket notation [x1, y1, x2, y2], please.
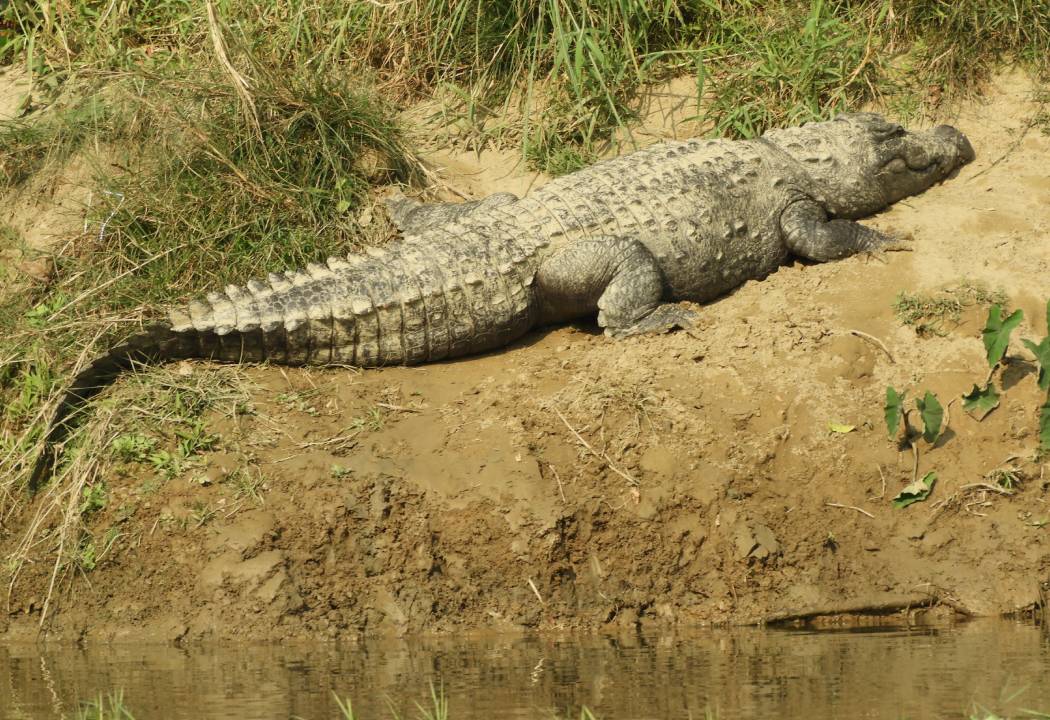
[0, 0, 1049, 628]
[72, 692, 136, 720]
[894, 282, 1007, 336]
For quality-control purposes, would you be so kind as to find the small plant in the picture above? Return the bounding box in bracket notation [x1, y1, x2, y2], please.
[884, 387, 944, 446]
[189, 500, 217, 529]
[331, 464, 351, 479]
[334, 694, 357, 720]
[892, 472, 937, 509]
[175, 419, 219, 457]
[73, 691, 136, 720]
[79, 483, 107, 516]
[893, 282, 1006, 336]
[23, 293, 68, 329]
[229, 467, 267, 505]
[962, 303, 1024, 421]
[415, 682, 449, 720]
[987, 467, 1022, 492]
[884, 386, 944, 509]
[111, 433, 158, 464]
[76, 537, 98, 572]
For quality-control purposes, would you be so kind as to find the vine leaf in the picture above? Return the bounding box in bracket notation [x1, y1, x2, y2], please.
[962, 383, 1000, 421]
[893, 472, 936, 509]
[885, 386, 905, 440]
[1022, 338, 1050, 392]
[982, 304, 1023, 367]
[916, 391, 943, 443]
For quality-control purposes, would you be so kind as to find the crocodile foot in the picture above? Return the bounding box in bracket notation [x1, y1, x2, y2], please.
[605, 303, 699, 339]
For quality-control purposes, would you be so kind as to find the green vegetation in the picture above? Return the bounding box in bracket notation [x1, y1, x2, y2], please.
[73, 692, 136, 720]
[884, 300, 1050, 508]
[893, 282, 1006, 337]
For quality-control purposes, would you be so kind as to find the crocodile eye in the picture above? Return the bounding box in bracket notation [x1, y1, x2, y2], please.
[885, 158, 908, 173]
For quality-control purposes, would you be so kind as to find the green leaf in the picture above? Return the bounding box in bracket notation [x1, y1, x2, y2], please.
[1022, 337, 1050, 393]
[335, 199, 352, 214]
[1040, 396, 1050, 453]
[893, 472, 936, 509]
[884, 386, 905, 440]
[828, 422, 855, 433]
[1044, 298, 1050, 338]
[962, 383, 1000, 421]
[982, 304, 1024, 367]
[916, 391, 943, 443]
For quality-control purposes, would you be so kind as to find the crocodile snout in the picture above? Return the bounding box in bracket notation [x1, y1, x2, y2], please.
[933, 124, 975, 164]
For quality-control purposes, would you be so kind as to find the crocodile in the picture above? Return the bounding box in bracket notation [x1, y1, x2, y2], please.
[30, 112, 974, 486]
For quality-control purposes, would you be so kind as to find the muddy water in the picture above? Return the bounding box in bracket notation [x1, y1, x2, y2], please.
[2, 620, 1048, 719]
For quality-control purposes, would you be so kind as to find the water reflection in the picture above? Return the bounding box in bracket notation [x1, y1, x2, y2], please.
[1, 620, 1048, 719]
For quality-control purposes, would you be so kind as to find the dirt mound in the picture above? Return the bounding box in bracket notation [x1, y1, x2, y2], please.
[3, 73, 1049, 641]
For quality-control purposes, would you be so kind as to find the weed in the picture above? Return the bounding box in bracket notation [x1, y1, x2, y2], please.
[331, 464, 351, 480]
[175, 420, 219, 457]
[894, 282, 1006, 336]
[415, 682, 449, 720]
[228, 467, 266, 505]
[987, 467, 1022, 492]
[111, 433, 158, 464]
[76, 536, 98, 572]
[189, 500, 217, 529]
[700, 1, 879, 138]
[79, 483, 107, 516]
[277, 389, 324, 416]
[73, 691, 136, 720]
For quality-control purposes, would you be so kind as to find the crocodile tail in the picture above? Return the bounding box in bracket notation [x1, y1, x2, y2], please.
[29, 323, 180, 491]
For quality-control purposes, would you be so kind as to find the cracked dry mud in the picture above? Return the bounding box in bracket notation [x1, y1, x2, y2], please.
[2, 72, 1049, 641]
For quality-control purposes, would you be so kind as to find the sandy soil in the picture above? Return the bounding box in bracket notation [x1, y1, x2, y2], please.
[2, 72, 1049, 641]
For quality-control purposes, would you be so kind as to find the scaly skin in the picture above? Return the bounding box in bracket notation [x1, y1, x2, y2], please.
[31, 113, 974, 487]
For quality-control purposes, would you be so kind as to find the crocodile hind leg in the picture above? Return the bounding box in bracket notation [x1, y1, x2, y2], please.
[534, 236, 698, 338]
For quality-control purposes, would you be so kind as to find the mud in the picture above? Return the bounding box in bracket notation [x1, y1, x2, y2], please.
[2, 72, 1049, 642]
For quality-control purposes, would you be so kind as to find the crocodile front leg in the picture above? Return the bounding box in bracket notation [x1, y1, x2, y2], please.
[535, 236, 697, 338]
[780, 199, 907, 261]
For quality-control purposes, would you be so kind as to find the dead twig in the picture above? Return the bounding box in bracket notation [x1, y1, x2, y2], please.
[825, 502, 875, 519]
[375, 402, 422, 413]
[527, 578, 545, 606]
[848, 329, 894, 363]
[869, 464, 887, 500]
[548, 463, 567, 503]
[553, 407, 639, 487]
[959, 481, 1015, 496]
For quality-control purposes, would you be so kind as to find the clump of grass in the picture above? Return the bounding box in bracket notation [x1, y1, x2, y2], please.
[874, 0, 1050, 97]
[74, 691, 136, 720]
[0, 95, 117, 188]
[697, 1, 881, 138]
[894, 282, 1007, 336]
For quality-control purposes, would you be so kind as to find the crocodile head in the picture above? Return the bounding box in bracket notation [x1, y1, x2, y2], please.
[767, 112, 975, 219]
